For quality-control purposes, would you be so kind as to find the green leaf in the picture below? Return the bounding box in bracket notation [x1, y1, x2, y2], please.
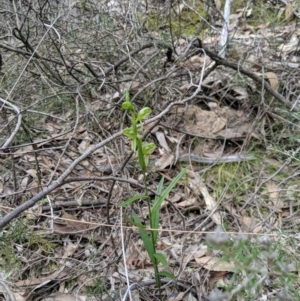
[158, 270, 176, 280]
[122, 127, 135, 139]
[142, 142, 156, 156]
[125, 218, 146, 229]
[144, 155, 149, 166]
[125, 90, 130, 102]
[121, 101, 134, 112]
[151, 166, 188, 217]
[137, 137, 146, 172]
[131, 139, 137, 152]
[119, 194, 150, 207]
[137, 107, 152, 122]
[132, 211, 155, 263]
[154, 253, 168, 267]
[151, 177, 164, 243]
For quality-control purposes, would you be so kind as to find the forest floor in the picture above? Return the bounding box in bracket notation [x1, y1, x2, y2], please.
[1, 0, 300, 300]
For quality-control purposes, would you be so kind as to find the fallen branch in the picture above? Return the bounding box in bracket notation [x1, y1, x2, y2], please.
[202, 46, 297, 111]
[0, 132, 122, 228]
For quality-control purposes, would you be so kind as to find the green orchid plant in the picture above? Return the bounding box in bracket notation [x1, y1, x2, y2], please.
[120, 90, 188, 288]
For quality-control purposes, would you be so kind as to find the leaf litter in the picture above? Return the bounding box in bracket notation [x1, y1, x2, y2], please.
[1, 1, 300, 300]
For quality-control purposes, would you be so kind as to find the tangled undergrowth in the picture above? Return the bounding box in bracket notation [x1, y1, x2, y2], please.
[0, 0, 300, 300]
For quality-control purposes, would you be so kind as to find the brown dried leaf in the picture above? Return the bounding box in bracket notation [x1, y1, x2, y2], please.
[238, 216, 262, 233]
[63, 241, 77, 258]
[284, 3, 294, 22]
[231, 86, 249, 101]
[214, 0, 221, 10]
[62, 210, 88, 231]
[176, 3, 185, 14]
[78, 137, 91, 153]
[154, 153, 175, 170]
[265, 72, 279, 90]
[278, 35, 299, 53]
[266, 181, 279, 201]
[41, 155, 53, 168]
[26, 169, 37, 178]
[20, 176, 29, 189]
[42, 292, 87, 301]
[168, 292, 185, 301]
[195, 256, 235, 272]
[175, 104, 254, 139]
[211, 117, 226, 133]
[187, 171, 221, 225]
[26, 203, 42, 220]
[208, 271, 227, 289]
[175, 197, 197, 209]
[216, 123, 260, 139]
[155, 131, 171, 152]
[193, 249, 207, 259]
[14, 293, 26, 301]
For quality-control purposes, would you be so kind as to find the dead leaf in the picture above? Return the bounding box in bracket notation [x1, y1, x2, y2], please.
[214, 0, 221, 11]
[187, 171, 221, 225]
[26, 169, 37, 178]
[174, 104, 254, 139]
[278, 35, 299, 53]
[211, 117, 226, 133]
[176, 3, 185, 14]
[62, 210, 88, 231]
[168, 292, 185, 301]
[208, 271, 228, 289]
[125, 81, 140, 93]
[216, 123, 259, 139]
[265, 72, 279, 90]
[179, 83, 192, 92]
[43, 293, 87, 301]
[266, 181, 279, 201]
[14, 293, 27, 301]
[26, 202, 42, 220]
[231, 86, 249, 101]
[63, 241, 77, 257]
[155, 153, 175, 170]
[195, 256, 235, 272]
[155, 131, 171, 152]
[193, 249, 207, 259]
[20, 176, 29, 189]
[15, 267, 68, 287]
[284, 3, 294, 22]
[41, 155, 53, 168]
[78, 138, 91, 153]
[238, 216, 262, 233]
[175, 197, 197, 209]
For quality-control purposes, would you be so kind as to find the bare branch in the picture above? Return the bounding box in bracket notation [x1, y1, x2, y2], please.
[0, 97, 22, 149]
[0, 131, 123, 228]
